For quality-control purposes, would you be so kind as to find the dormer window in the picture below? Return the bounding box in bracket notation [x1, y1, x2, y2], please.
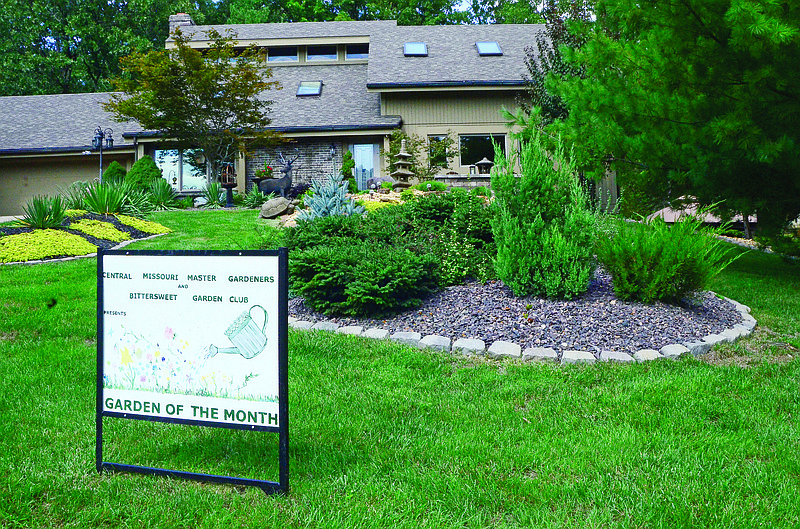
[268, 47, 298, 62]
[403, 42, 427, 57]
[476, 41, 502, 56]
[297, 81, 323, 97]
[307, 45, 337, 61]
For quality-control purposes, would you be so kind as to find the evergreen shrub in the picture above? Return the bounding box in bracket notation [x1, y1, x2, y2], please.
[102, 161, 127, 184]
[491, 133, 596, 299]
[298, 173, 365, 221]
[290, 241, 438, 316]
[125, 155, 162, 192]
[596, 214, 739, 303]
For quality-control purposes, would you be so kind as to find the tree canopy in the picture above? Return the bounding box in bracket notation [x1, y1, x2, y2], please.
[539, 0, 800, 230]
[104, 29, 282, 181]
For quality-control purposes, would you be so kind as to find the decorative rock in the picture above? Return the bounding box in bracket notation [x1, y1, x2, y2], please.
[420, 335, 451, 352]
[363, 328, 390, 340]
[684, 341, 712, 356]
[633, 349, 662, 362]
[660, 344, 689, 359]
[290, 320, 314, 330]
[259, 197, 291, 219]
[702, 333, 727, 346]
[721, 328, 743, 341]
[337, 325, 364, 336]
[452, 338, 486, 355]
[522, 347, 558, 363]
[561, 350, 596, 365]
[311, 321, 339, 332]
[599, 350, 634, 363]
[487, 340, 522, 359]
[390, 331, 422, 347]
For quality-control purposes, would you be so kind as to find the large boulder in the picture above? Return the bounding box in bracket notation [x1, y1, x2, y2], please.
[259, 197, 291, 219]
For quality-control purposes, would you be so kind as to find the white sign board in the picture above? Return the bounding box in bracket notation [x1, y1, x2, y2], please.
[100, 251, 283, 430]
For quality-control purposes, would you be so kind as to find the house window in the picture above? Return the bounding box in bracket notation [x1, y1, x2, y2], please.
[459, 134, 505, 167]
[307, 45, 337, 61]
[268, 47, 298, 62]
[476, 41, 503, 56]
[297, 81, 323, 97]
[403, 42, 427, 57]
[346, 43, 369, 60]
[155, 149, 207, 192]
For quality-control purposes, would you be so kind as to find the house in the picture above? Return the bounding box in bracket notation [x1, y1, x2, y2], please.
[0, 15, 540, 216]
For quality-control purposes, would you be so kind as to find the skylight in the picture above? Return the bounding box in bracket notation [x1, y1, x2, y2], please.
[403, 42, 428, 57]
[476, 41, 503, 56]
[297, 81, 323, 97]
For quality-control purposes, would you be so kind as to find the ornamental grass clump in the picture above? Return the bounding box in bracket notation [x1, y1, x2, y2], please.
[491, 133, 596, 299]
[596, 211, 740, 303]
[18, 195, 67, 229]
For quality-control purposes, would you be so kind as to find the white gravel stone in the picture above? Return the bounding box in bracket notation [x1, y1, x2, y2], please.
[312, 321, 339, 332]
[660, 344, 690, 359]
[522, 347, 558, 363]
[363, 328, 390, 340]
[337, 325, 364, 336]
[390, 331, 422, 347]
[452, 338, 486, 355]
[420, 335, 451, 352]
[633, 349, 663, 362]
[290, 320, 314, 330]
[486, 340, 522, 359]
[561, 350, 596, 365]
[599, 350, 634, 363]
[684, 341, 712, 355]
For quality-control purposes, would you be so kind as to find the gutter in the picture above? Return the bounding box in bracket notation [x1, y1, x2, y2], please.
[366, 80, 526, 89]
[122, 120, 402, 139]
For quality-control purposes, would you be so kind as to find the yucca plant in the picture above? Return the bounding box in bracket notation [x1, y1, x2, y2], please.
[201, 181, 225, 209]
[18, 195, 67, 229]
[60, 181, 90, 210]
[148, 178, 178, 210]
[242, 187, 273, 209]
[82, 181, 130, 216]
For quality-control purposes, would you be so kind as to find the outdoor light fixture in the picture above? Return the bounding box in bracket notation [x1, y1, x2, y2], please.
[92, 126, 114, 181]
[330, 143, 336, 157]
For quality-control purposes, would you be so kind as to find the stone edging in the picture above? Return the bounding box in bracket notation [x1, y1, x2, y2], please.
[289, 294, 756, 365]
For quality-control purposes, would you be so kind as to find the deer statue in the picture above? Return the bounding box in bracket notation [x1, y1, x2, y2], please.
[259, 150, 300, 198]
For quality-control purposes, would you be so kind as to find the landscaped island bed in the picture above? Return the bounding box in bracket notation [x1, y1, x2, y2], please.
[289, 269, 744, 356]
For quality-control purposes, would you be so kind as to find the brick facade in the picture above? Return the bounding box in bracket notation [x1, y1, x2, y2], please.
[246, 140, 343, 191]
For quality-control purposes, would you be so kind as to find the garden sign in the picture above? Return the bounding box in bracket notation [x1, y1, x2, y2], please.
[96, 249, 289, 494]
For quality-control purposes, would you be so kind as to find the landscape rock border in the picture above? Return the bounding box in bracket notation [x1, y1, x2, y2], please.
[289, 294, 755, 365]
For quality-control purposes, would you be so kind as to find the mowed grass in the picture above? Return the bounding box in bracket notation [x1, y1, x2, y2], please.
[1, 210, 799, 528]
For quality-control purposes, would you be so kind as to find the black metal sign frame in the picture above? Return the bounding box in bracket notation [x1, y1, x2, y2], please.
[96, 248, 289, 495]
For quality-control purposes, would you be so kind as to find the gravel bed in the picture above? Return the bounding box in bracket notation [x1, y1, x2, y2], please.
[289, 270, 743, 355]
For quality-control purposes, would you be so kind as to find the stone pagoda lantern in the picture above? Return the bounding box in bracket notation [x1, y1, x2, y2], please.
[390, 139, 414, 189]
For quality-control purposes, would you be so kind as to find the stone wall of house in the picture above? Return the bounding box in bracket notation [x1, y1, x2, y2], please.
[246, 140, 343, 191]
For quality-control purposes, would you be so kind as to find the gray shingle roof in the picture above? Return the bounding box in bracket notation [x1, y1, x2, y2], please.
[0, 92, 141, 154]
[366, 24, 543, 88]
[174, 19, 396, 42]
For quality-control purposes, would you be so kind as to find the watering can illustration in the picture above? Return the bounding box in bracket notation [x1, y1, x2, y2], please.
[207, 305, 268, 359]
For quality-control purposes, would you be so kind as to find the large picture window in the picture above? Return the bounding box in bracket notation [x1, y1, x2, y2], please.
[155, 149, 207, 192]
[459, 134, 505, 167]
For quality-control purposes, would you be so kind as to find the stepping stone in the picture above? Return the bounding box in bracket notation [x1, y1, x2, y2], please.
[684, 341, 712, 356]
[487, 340, 522, 359]
[633, 349, 662, 362]
[561, 350, 596, 365]
[363, 328, 390, 340]
[337, 325, 364, 336]
[599, 350, 634, 363]
[290, 320, 314, 330]
[420, 335, 451, 352]
[660, 344, 689, 359]
[390, 331, 422, 347]
[452, 338, 486, 356]
[522, 347, 558, 363]
[311, 321, 339, 332]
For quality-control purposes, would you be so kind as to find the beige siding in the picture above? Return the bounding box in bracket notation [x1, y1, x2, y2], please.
[0, 153, 133, 216]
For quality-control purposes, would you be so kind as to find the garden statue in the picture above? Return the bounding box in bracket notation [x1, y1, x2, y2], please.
[259, 150, 300, 198]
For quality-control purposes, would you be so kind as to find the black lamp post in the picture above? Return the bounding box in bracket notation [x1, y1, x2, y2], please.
[92, 127, 114, 181]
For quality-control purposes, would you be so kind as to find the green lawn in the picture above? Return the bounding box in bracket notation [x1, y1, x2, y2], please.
[1, 210, 799, 528]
